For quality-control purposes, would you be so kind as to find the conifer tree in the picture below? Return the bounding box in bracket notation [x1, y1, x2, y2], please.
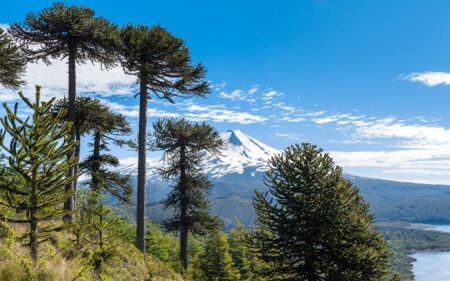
[80, 107, 133, 204]
[10, 3, 119, 218]
[0, 28, 25, 89]
[53, 97, 109, 194]
[251, 143, 391, 281]
[85, 203, 120, 271]
[229, 222, 253, 281]
[54, 97, 134, 204]
[119, 25, 209, 252]
[199, 231, 241, 281]
[0, 86, 77, 260]
[150, 118, 223, 269]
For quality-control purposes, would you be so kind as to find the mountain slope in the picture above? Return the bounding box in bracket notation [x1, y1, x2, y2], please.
[121, 129, 450, 228]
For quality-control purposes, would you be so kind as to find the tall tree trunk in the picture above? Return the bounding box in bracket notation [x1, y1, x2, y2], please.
[29, 212, 38, 261]
[73, 122, 81, 206]
[89, 130, 101, 209]
[179, 144, 188, 270]
[30, 175, 38, 261]
[64, 43, 77, 221]
[92, 131, 101, 192]
[136, 77, 147, 252]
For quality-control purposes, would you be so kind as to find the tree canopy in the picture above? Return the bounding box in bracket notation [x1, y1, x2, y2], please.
[252, 143, 391, 281]
[119, 24, 210, 253]
[9, 2, 119, 67]
[151, 118, 223, 269]
[0, 28, 25, 89]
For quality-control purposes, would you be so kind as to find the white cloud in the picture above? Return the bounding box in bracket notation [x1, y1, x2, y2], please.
[102, 100, 181, 119]
[262, 90, 283, 101]
[102, 99, 267, 124]
[312, 113, 363, 125]
[0, 58, 137, 102]
[219, 87, 258, 101]
[0, 23, 136, 102]
[403, 71, 450, 87]
[183, 103, 267, 124]
[219, 89, 245, 101]
[322, 113, 450, 184]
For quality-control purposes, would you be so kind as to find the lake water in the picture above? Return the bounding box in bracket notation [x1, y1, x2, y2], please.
[411, 225, 450, 281]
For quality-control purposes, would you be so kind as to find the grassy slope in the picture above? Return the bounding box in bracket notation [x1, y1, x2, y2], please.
[0, 223, 184, 281]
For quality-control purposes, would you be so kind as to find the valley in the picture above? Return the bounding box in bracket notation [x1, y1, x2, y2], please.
[118, 129, 450, 280]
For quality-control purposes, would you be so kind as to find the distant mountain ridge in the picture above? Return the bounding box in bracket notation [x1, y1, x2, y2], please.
[120, 129, 450, 228]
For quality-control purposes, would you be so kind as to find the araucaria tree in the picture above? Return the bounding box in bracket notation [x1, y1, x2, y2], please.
[0, 28, 25, 89]
[80, 104, 133, 203]
[10, 2, 119, 218]
[150, 118, 223, 269]
[119, 25, 209, 252]
[252, 143, 391, 281]
[53, 97, 133, 203]
[0, 86, 77, 260]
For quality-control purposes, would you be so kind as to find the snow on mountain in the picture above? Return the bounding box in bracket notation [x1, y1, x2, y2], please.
[120, 129, 280, 179]
[204, 130, 279, 177]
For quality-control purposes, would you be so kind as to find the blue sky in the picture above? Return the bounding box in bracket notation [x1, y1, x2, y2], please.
[3, 0, 450, 183]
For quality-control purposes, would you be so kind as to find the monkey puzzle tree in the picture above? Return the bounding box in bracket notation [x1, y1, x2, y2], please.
[0, 28, 26, 89]
[119, 25, 209, 252]
[252, 143, 391, 281]
[150, 118, 223, 270]
[80, 105, 134, 204]
[53, 97, 107, 191]
[0, 86, 77, 260]
[53, 96, 134, 201]
[10, 2, 119, 218]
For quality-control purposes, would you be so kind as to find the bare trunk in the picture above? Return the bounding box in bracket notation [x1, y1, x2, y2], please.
[30, 161, 38, 261]
[29, 214, 38, 261]
[64, 44, 77, 221]
[29, 189, 38, 261]
[92, 131, 101, 192]
[180, 144, 188, 270]
[89, 131, 102, 210]
[136, 78, 147, 252]
[73, 123, 81, 206]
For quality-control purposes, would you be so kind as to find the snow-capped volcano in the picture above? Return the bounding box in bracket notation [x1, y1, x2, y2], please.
[204, 130, 279, 177]
[120, 129, 279, 179]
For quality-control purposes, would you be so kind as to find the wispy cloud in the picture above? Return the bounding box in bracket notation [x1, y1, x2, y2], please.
[182, 103, 267, 124]
[0, 59, 136, 102]
[319, 113, 450, 183]
[219, 87, 258, 101]
[262, 90, 283, 101]
[403, 71, 450, 87]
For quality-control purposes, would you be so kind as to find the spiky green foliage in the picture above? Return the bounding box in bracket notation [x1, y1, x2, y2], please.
[53, 96, 112, 194]
[199, 231, 241, 281]
[251, 143, 391, 281]
[54, 97, 134, 203]
[119, 24, 210, 252]
[228, 222, 254, 281]
[0, 28, 26, 90]
[150, 118, 223, 269]
[85, 204, 120, 271]
[10, 2, 120, 218]
[0, 86, 77, 260]
[119, 25, 209, 102]
[9, 3, 119, 66]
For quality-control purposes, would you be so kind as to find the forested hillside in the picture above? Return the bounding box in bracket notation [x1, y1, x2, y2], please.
[0, 2, 409, 281]
[141, 166, 450, 229]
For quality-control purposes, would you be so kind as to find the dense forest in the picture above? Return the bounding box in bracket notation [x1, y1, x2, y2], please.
[0, 3, 410, 281]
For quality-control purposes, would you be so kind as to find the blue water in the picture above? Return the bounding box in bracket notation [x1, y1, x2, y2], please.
[423, 224, 450, 233]
[411, 225, 450, 281]
[411, 252, 450, 281]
